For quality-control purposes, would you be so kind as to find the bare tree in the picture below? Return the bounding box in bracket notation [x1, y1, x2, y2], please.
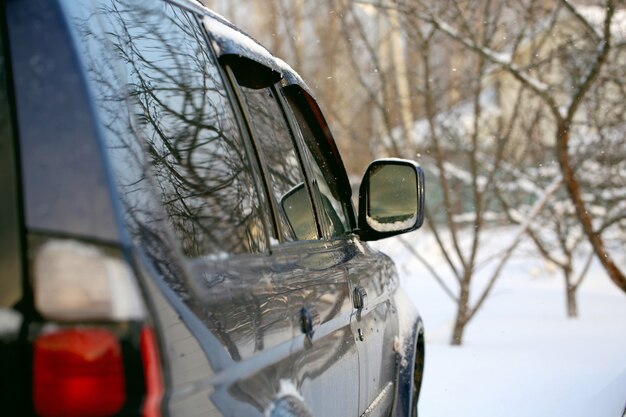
[496, 165, 592, 318]
[407, 0, 626, 294]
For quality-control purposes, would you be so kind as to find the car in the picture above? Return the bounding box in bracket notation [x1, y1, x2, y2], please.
[0, 0, 426, 416]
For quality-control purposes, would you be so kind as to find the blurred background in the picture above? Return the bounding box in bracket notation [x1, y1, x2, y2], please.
[201, 1, 626, 415]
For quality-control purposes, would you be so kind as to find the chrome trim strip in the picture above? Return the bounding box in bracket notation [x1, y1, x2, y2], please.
[360, 382, 394, 417]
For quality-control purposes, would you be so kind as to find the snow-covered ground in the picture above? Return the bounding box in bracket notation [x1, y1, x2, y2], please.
[373, 228, 626, 417]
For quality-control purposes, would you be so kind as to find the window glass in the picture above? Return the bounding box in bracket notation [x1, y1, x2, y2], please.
[61, 0, 267, 258]
[239, 85, 318, 241]
[283, 92, 351, 237]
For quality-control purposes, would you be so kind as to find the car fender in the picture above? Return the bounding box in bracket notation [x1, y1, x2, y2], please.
[391, 287, 424, 417]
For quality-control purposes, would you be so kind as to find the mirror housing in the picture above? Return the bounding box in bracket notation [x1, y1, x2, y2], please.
[357, 159, 425, 241]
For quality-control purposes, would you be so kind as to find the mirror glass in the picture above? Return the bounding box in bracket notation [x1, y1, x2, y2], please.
[281, 184, 318, 240]
[367, 164, 418, 232]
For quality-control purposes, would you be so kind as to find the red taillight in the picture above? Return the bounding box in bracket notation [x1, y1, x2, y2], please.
[140, 327, 163, 417]
[33, 328, 126, 417]
[30, 240, 163, 416]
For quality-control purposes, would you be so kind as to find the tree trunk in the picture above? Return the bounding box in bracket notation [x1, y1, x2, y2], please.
[566, 285, 578, 318]
[563, 267, 578, 318]
[556, 123, 626, 294]
[451, 282, 470, 345]
[388, 5, 414, 153]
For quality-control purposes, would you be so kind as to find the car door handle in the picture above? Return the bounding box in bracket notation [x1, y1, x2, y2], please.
[300, 306, 315, 339]
[353, 286, 367, 310]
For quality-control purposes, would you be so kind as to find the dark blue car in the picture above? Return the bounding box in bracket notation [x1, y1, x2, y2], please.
[0, 0, 425, 416]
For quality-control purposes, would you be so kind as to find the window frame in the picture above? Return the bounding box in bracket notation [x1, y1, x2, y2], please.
[234, 76, 324, 244]
[197, 12, 356, 246]
[218, 64, 324, 244]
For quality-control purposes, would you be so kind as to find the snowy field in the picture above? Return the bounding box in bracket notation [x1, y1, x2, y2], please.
[373, 228, 626, 417]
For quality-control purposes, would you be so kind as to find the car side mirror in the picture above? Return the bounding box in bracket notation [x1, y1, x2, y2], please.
[357, 159, 425, 241]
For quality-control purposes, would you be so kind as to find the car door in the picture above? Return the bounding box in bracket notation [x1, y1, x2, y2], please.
[223, 64, 361, 416]
[279, 82, 400, 417]
[345, 243, 399, 416]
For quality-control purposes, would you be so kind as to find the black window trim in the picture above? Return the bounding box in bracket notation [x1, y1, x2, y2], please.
[187, 8, 283, 248]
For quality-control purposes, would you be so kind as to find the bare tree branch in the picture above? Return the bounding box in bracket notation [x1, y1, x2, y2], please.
[398, 236, 459, 303]
[467, 177, 563, 321]
[560, 0, 602, 41]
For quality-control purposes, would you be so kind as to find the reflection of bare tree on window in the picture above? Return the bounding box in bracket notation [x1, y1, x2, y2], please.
[242, 87, 304, 192]
[86, 1, 266, 259]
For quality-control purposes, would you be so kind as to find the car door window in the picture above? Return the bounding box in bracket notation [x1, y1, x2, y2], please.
[238, 84, 318, 242]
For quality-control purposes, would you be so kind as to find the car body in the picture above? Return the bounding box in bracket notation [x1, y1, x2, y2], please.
[0, 0, 425, 416]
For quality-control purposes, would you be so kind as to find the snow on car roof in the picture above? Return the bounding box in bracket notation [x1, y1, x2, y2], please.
[180, 0, 313, 93]
[274, 57, 312, 95]
[202, 15, 282, 76]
